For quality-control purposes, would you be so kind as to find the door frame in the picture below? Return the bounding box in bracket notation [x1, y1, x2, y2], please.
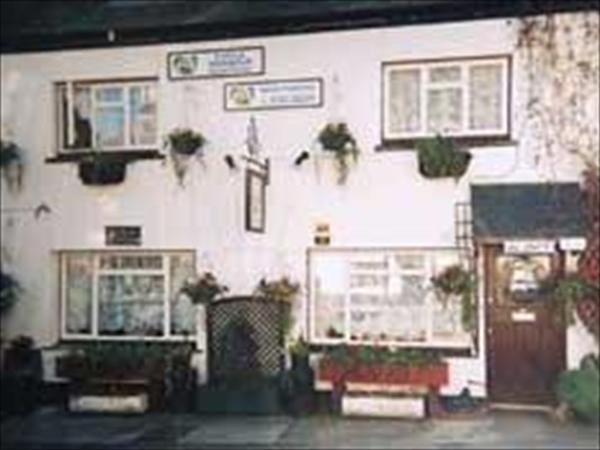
[483, 243, 567, 404]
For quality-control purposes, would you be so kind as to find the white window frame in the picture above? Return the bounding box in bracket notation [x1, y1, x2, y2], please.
[55, 79, 159, 153]
[308, 247, 473, 349]
[60, 250, 195, 342]
[382, 56, 510, 140]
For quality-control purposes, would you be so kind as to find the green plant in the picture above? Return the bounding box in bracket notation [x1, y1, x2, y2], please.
[417, 134, 471, 179]
[289, 337, 310, 360]
[166, 128, 206, 185]
[167, 128, 206, 156]
[556, 355, 599, 423]
[431, 264, 477, 331]
[0, 140, 24, 190]
[254, 276, 300, 304]
[551, 274, 598, 325]
[78, 150, 128, 185]
[317, 122, 359, 184]
[0, 271, 21, 315]
[180, 272, 228, 305]
[322, 345, 442, 367]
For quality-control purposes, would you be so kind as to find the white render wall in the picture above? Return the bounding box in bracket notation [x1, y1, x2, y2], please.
[1, 13, 597, 396]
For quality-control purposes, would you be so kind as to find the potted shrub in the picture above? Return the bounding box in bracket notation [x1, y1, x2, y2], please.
[431, 264, 477, 332]
[165, 128, 206, 185]
[555, 353, 599, 423]
[78, 151, 127, 185]
[0, 140, 24, 191]
[417, 134, 471, 179]
[317, 122, 359, 184]
[317, 345, 448, 389]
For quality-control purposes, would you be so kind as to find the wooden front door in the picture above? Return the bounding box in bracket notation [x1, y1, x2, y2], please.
[485, 245, 566, 404]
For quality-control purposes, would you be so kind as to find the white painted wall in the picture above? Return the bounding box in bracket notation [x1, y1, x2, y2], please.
[1, 12, 597, 396]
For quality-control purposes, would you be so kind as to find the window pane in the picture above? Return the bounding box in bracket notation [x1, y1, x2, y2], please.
[96, 87, 123, 103]
[95, 106, 125, 147]
[469, 64, 503, 131]
[389, 69, 421, 133]
[65, 254, 94, 334]
[313, 256, 346, 339]
[169, 253, 196, 335]
[58, 85, 92, 150]
[130, 86, 157, 146]
[98, 274, 165, 336]
[427, 87, 463, 133]
[429, 66, 461, 83]
[99, 255, 163, 270]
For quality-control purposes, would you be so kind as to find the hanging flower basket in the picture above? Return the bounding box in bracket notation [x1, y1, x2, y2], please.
[417, 135, 471, 179]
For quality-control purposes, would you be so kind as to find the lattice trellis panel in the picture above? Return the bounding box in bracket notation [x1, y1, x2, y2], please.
[207, 296, 289, 381]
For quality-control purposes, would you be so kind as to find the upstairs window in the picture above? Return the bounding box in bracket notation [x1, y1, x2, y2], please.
[56, 80, 158, 152]
[383, 57, 510, 141]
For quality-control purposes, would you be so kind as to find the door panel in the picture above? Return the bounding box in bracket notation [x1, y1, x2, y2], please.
[485, 246, 565, 404]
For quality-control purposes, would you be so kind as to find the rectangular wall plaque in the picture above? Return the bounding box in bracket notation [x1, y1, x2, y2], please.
[167, 46, 264, 80]
[245, 169, 266, 233]
[224, 78, 323, 111]
[504, 239, 555, 254]
[105, 226, 142, 246]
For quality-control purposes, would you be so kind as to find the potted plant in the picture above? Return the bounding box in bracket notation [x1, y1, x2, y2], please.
[1, 336, 42, 414]
[0, 271, 20, 316]
[317, 122, 359, 184]
[317, 345, 448, 389]
[0, 140, 24, 191]
[78, 150, 127, 185]
[165, 128, 206, 185]
[550, 274, 598, 329]
[417, 134, 471, 179]
[286, 337, 315, 415]
[431, 264, 477, 331]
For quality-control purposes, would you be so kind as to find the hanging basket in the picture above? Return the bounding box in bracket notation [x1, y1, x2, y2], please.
[78, 159, 127, 185]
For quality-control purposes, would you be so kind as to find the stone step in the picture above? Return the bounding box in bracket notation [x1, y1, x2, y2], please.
[341, 393, 426, 419]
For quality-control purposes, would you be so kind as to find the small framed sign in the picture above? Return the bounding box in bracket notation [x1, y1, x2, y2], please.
[504, 239, 555, 255]
[224, 78, 323, 111]
[167, 46, 265, 80]
[105, 226, 142, 246]
[245, 169, 266, 233]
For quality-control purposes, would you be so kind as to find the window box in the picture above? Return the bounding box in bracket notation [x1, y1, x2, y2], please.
[317, 359, 449, 389]
[78, 157, 127, 185]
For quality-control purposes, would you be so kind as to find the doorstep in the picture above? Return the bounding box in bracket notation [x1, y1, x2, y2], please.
[341, 393, 426, 419]
[489, 403, 553, 413]
[69, 393, 149, 413]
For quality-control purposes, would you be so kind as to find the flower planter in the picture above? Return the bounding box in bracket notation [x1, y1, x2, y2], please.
[318, 360, 449, 389]
[78, 159, 127, 185]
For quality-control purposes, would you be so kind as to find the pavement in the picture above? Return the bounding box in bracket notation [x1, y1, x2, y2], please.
[1, 407, 599, 449]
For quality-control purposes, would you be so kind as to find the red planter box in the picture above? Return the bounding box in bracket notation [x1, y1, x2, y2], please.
[318, 360, 449, 388]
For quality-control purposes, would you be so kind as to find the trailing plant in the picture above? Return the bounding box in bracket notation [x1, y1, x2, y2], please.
[289, 337, 310, 360]
[179, 272, 228, 305]
[166, 128, 206, 186]
[417, 135, 471, 179]
[550, 274, 598, 326]
[0, 140, 24, 191]
[431, 264, 477, 331]
[0, 271, 21, 315]
[317, 122, 359, 184]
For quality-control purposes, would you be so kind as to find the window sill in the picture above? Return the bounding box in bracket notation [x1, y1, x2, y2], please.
[45, 149, 165, 164]
[376, 136, 517, 151]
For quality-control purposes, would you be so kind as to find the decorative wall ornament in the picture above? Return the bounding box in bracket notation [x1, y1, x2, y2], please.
[245, 169, 266, 233]
[167, 46, 265, 80]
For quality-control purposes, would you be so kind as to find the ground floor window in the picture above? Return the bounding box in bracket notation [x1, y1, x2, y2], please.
[61, 251, 196, 340]
[308, 248, 472, 348]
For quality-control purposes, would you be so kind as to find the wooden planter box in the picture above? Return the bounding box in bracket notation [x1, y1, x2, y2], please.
[78, 159, 127, 185]
[318, 360, 449, 389]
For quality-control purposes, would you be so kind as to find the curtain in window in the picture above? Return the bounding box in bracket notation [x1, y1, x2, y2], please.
[427, 87, 463, 133]
[129, 85, 157, 145]
[169, 253, 196, 335]
[65, 254, 94, 334]
[389, 69, 421, 133]
[469, 64, 502, 131]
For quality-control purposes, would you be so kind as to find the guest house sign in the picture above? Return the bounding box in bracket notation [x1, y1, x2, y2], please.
[225, 78, 323, 111]
[167, 46, 264, 79]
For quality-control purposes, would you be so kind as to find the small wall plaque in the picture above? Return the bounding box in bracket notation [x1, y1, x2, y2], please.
[504, 239, 555, 255]
[225, 78, 323, 111]
[105, 226, 142, 246]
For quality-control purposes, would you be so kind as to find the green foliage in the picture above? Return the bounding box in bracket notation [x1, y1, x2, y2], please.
[180, 272, 228, 305]
[289, 337, 310, 359]
[417, 134, 471, 179]
[556, 364, 599, 423]
[255, 276, 300, 337]
[0, 140, 21, 167]
[552, 274, 598, 325]
[0, 271, 21, 315]
[167, 128, 206, 156]
[323, 345, 442, 367]
[0, 140, 24, 190]
[317, 122, 359, 184]
[431, 265, 477, 331]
